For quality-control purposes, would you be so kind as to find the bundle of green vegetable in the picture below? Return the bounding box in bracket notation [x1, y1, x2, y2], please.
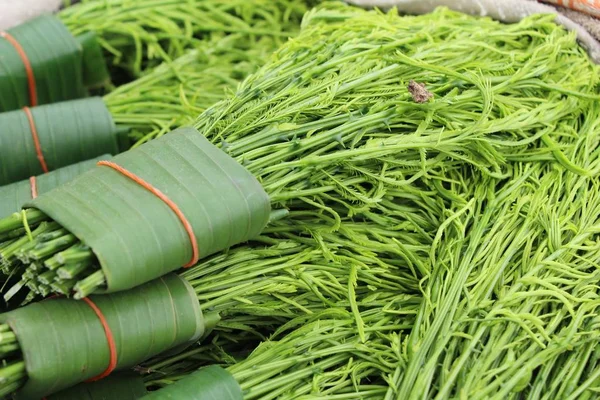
[0, 15, 108, 111]
[1, 2, 597, 301]
[0, 274, 207, 398]
[0, 127, 273, 301]
[0, 98, 121, 186]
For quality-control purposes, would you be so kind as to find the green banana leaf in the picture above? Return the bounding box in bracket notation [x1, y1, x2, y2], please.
[0, 15, 91, 111]
[47, 372, 147, 400]
[30, 127, 271, 293]
[0, 274, 204, 399]
[0, 97, 120, 185]
[141, 366, 242, 400]
[0, 155, 111, 218]
[77, 31, 111, 88]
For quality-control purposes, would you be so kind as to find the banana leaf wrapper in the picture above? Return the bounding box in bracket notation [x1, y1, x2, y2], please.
[0, 97, 120, 185]
[76, 31, 110, 89]
[46, 372, 147, 400]
[29, 127, 271, 293]
[0, 155, 112, 218]
[0, 14, 107, 111]
[0, 274, 204, 399]
[141, 366, 241, 400]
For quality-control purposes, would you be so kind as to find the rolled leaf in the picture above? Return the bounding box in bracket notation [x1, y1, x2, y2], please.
[0, 274, 204, 399]
[0, 15, 86, 111]
[0, 97, 119, 185]
[29, 127, 271, 292]
[141, 366, 242, 400]
[47, 372, 147, 400]
[0, 155, 112, 218]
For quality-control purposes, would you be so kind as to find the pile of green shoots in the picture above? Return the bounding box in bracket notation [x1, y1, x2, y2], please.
[140, 5, 600, 398]
[147, 159, 600, 399]
[0, 3, 599, 397]
[3, 2, 597, 300]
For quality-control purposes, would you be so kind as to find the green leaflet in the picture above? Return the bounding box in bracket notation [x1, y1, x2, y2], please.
[0, 98, 120, 185]
[142, 366, 242, 400]
[47, 372, 147, 400]
[0, 15, 89, 111]
[0, 274, 203, 399]
[29, 127, 270, 292]
[0, 155, 111, 218]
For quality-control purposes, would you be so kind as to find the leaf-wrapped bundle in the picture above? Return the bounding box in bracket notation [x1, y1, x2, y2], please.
[0, 274, 204, 399]
[0, 15, 107, 111]
[29, 127, 270, 293]
[0, 98, 120, 185]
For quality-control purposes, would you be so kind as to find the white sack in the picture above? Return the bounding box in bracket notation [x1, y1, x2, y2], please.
[0, 0, 62, 31]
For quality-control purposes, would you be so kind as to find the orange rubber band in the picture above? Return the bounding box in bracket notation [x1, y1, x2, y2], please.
[82, 297, 117, 382]
[97, 160, 199, 267]
[0, 32, 37, 107]
[29, 176, 38, 199]
[23, 107, 48, 173]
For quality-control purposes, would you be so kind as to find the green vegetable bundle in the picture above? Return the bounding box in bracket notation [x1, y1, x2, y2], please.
[0, 15, 108, 111]
[0, 127, 270, 299]
[0, 274, 204, 399]
[0, 98, 121, 186]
